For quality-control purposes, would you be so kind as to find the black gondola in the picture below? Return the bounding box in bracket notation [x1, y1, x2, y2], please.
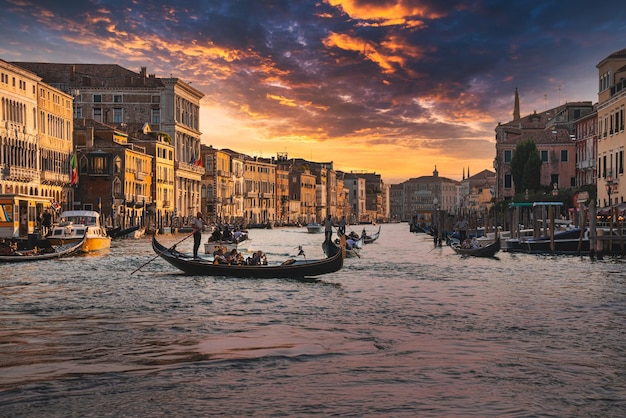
[0, 237, 85, 262]
[363, 226, 381, 244]
[152, 236, 344, 279]
[450, 237, 501, 258]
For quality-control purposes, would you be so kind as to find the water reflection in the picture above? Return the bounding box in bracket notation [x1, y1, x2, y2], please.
[1, 223, 625, 417]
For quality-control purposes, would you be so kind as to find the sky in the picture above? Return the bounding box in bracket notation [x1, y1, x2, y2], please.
[1, 1, 626, 184]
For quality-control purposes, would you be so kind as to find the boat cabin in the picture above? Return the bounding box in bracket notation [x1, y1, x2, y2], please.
[0, 194, 52, 239]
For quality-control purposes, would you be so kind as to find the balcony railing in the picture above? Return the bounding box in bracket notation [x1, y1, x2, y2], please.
[2, 165, 37, 181]
[40, 171, 70, 184]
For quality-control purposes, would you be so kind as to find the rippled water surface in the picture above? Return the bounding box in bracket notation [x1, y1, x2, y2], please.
[1, 223, 625, 417]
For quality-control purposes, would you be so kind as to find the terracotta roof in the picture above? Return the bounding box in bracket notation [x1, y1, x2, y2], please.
[11, 62, 165, 89]
[466, 169, 495, 181]
[607, 48, 626, 59]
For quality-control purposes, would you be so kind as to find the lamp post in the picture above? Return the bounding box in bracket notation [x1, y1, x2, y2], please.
[432, 197, 440, 246]
[605, 175, 618, 252]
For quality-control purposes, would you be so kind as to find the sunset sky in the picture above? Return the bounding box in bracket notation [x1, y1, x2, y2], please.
[2, 0, 626, 184]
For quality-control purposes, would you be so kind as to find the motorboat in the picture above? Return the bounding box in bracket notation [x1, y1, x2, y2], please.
[47, 210, 111, 253]
[306, 222, 323, 234]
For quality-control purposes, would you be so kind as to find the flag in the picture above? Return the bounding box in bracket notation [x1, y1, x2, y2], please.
[70, 153, 78, 185]
[195, 156, 202, 167]
[189, 153, 196, 165]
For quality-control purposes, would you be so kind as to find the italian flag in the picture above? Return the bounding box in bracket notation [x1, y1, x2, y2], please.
[70, 153, 78, 185]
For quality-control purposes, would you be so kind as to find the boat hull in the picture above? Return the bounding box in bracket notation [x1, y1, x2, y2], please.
[153, 236, 343, 279]
[0, 238, 85, 262]
[48, 236, 111, 253]
[451, 237, 501, 257]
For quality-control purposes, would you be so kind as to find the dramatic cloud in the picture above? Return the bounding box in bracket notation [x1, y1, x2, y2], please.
[1, 0, 625, 183]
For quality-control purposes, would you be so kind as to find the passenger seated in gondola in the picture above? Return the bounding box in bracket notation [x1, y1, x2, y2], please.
[213, 248, 228, 264]
[209, 227, 222, 242]
[226, 248, 242, 265]
[347, 231, 359, 241]
[222, 227, 233, 241]
[246, 250, 266, 265]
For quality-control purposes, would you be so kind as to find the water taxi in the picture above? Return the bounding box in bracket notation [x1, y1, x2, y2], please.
[48, 210, 111, 252]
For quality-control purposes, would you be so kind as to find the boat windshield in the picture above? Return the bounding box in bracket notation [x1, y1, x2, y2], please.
[61, 216, 98, 225]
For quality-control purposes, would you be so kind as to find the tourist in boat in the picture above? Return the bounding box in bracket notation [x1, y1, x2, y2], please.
[209, 226, 222, 242]
[226, 248, 243, 265]
[213, 248, 228, 264]
[191, 212, 205, 258]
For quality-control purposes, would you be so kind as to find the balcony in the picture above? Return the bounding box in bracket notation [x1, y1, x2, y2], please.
[40, 171, 70, 184]
[175, 161, 206, 174]
[2, 165, 37, 182]
[136, 171, 147, 181]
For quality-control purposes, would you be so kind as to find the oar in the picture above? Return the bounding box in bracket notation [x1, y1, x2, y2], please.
[131, 232, 194, 275]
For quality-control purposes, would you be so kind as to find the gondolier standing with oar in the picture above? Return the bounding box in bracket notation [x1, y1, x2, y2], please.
[323, 214, 333, 243]
[192, 212, 205, 259]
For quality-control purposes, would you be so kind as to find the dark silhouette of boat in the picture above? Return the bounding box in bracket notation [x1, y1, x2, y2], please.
[151, 236, 344, 279]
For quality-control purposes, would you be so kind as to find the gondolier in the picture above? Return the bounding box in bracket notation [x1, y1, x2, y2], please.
[323, 214, 333, 242]
[191, 212, 205, 258]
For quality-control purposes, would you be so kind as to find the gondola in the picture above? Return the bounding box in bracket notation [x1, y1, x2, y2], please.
[108, 225, 140, 238]
[152, 236, 344, 279]
[0, 237, 85, 262]
[363, 226, 381, 244]
[451, 237, 501, 258]
[326, 235, 360, 258]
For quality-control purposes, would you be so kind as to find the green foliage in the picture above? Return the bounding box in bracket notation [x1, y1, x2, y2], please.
[510, 140, 541, 194]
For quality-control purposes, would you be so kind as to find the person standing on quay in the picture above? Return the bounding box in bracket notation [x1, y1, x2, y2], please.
[191, 212, 205, 258]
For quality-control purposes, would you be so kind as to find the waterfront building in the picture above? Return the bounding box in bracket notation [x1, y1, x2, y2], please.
[388, 183, 404, 222]
[596, 48, 626, 208]
[574, 109, 598, 188]
[243, 155, 276, 226]
[73, 119, 153, 229]
[1, 60, 43, 197]
[343, 173, 366, 224]
[459, 169, 495, 214]
[36, 79, 74, 211]
[335, 173, 350, 222]
[399, 166, 459, 223]
[346, 171, 385, 223]
[11, 62, 204, 219]
[494, 90, 593, 200]
[132, 123, 175, 230]
[274, 153, 290, 225]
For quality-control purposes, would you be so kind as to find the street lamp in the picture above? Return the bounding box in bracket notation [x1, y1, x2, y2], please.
[606, 175, 618, 207]
[605, 174, 619, 253]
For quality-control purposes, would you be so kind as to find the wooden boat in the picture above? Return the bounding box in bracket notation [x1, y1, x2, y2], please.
[107, 225, 140, 239]
[0, 237, 85, 262]
[306, 222, 323, 234]
[451, 237, 501, 258]
[327, 236, 361, 258]
[152, 236, 343, 279]
[363, 226, 381, 244]
[47, 210, 111, 252]
[204, 228, 249, 254]
[522, 228, 590, 255]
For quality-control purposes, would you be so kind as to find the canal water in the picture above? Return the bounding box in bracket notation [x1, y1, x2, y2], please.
[1, 223, 624, 417]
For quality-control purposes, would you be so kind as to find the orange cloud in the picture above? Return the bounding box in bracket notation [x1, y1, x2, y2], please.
[325, 0, 447, 21]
